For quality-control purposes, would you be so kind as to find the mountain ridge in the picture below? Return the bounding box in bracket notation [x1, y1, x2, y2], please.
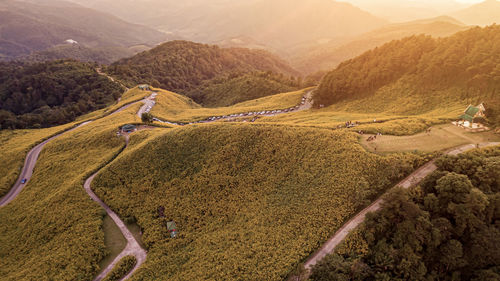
[0, 0, 167, 60]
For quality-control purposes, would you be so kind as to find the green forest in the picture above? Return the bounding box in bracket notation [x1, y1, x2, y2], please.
[186, 71, 301, 107]
[0, 60, 123, 129]
[314, 25, 500, 124]
[106, 41, 300, 106]
[311, 146, 500, 281]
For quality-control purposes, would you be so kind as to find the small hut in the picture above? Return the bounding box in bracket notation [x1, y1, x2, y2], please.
[459, 103, 486, 128]
[166, 221, 178, 238]
[138, 84, 150, 91]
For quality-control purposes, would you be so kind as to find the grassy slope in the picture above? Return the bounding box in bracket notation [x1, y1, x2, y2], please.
[0, 124, 75, 197]
[258, 80, 476, 135]
[0, 103, 144, 280]
[150, 88, 307, 123]
[186, 73, 298, 107]
[0, 87, 148, 198]
[360, 124, 500, 153]
[92, 124, 424, 281]
[1, 79, 493, 280]
[314, 26, 500, 126]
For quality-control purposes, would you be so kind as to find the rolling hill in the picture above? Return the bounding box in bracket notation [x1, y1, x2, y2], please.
[0, 60, 123, 129]
[107, 41, 301, 106]
[345, 0, 469, 22]
[452, 0, 500, 26]
[186, 72, 300, 108]
[0, 0, 167, 60]
[90, 124, 423, 280]
[293, 16, 469, 74]
[314, 25, 500, 125]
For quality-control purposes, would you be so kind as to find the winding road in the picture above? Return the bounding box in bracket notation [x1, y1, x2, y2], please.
[5, 84, 494, 280]
[0, 89, 313, 280]
[153, 90, 314, 126]
[301, 141, 500, 276]
[85, 136, 147, 281]
[0, 121, 90, 207]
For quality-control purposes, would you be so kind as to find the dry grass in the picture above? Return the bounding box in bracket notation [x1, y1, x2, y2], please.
[360, 124, 500, 153]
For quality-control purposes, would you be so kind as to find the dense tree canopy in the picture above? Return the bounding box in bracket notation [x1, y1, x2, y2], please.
[106, 41, 300, 106]
[311, 146, 500, 281]
[0, 60, 123, 129]
[314, 25, 500, 124]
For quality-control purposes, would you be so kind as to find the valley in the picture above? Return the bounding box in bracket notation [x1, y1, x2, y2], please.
[1, 1, 499, 280]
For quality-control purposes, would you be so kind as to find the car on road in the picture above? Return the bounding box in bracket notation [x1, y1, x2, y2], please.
[21, 179, 27, 184]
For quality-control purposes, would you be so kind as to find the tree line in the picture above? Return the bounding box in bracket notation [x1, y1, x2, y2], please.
[105, 41, 303, 106]
[314, 25, 500, 124]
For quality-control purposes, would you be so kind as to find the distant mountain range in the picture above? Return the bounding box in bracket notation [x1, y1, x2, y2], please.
[67, 0, 388, 51]
[345, 0, 470, 22]
[292, 16, 470, 74]
[0, 0, 168, 61]
[452, 0, 500, 26]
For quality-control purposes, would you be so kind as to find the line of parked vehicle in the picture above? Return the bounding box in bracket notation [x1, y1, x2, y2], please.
[153, 96, 309, 126]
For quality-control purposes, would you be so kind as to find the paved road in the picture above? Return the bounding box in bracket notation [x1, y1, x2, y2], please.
[137, 93, 157, 118]
[153, 90, 314, 126]
[302, 142, 500, 275]
[0, 89, 312, 280]
[0, 121, 91, 207]
[0, 95, 148, 208]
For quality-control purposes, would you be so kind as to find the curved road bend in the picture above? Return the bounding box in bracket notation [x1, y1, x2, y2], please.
[0, 121, 91, 207]
[0, 95, 149, 208]
[153, 90, 314, 126]
[84, 136, 147, 281]
[302, 142, 500, 274]
[1, 89, 313, 279]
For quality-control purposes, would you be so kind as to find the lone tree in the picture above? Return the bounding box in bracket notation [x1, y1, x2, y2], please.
[141, 112, 153, 123]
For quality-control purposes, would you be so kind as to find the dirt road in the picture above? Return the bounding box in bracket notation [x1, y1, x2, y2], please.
[85, 163, 147, 281]
[302, 141, 499, 274]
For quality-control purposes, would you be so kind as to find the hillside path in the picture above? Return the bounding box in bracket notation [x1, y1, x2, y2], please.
[302, 142, 500, 274]
[0, 121, 90, 207]
[84, 140, 147, 281]
[1, 89, 313, 280]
